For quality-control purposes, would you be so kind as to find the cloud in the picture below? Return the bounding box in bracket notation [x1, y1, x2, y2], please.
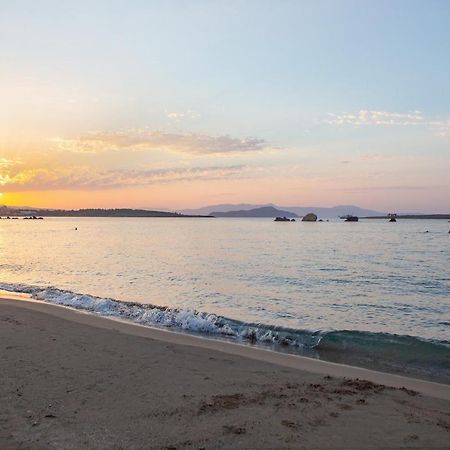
[50, 130, 268, 155]
[0, 164, 247, 192]
[325, 110, 450, 134]
[167, 110, 200, 120]
[432, 118, 450, 137]
[325, 110, 426, 126]
[335, 185, 450, 192]
[167, 112, 184, 119]
[0, 158, 18, 169]
[0, 158, 24, 186]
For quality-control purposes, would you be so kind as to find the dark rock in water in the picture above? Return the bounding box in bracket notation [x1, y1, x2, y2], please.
[318, 219, 324, 222]
[342, 215, 359, 222]
[389, 217, 396, 222]
[290, 219, 296, 222]
[301, 213, 317, 222]
[274, 216, 291, 222]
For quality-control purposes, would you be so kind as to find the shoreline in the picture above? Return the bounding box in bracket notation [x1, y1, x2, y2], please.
[1, 296, 450, 448]
[2, 294, 449, 400]
[1, 286, 448, 385]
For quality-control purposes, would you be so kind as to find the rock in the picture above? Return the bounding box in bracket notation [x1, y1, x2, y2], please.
[274, 217, 291, 222]
[301, 213, 317, 222]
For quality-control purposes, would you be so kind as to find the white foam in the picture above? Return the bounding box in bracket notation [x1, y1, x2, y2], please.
[0, 282, 318, 349]
[0, 283, 238, 337]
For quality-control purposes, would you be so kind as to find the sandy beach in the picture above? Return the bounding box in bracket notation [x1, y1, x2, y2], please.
[1, 297, 449, 449]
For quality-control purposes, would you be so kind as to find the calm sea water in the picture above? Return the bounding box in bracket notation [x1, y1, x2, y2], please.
[1, 217, 449, 380]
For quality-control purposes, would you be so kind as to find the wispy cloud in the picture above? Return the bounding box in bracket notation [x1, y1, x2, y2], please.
[0, 164, 247, 192]
[325, 110, 450, 134]
[335, 185, 450, 192]
[325, 110, 425, 126]
[50, 130, 269, 155]
[0, 158, 18, 169]
[167, 110, 200, 121]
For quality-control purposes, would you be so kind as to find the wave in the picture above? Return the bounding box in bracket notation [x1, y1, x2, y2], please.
[0, 282, 323, 348]
[1, 282, 449, 381]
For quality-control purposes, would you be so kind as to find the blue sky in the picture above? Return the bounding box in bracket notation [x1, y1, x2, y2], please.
[0, 0, 449, 211]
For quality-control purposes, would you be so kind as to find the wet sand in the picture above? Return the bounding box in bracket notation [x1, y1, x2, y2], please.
[1, 297, 449, 449]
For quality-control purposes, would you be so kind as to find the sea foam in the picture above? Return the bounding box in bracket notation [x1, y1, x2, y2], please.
[1, 282, 449, 381]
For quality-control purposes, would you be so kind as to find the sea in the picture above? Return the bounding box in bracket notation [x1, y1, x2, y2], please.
[1, 217, 449, 382]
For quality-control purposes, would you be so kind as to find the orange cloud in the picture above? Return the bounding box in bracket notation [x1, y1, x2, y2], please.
[50, 130, 269, 155]
[0, 164, 247, 192]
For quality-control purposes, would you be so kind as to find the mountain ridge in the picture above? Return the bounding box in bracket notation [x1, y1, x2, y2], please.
[211, 206, 298, 218]
[182, 203, 385, 218]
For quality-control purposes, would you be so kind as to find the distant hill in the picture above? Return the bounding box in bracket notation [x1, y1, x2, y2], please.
[182, 203, 384, 218]
[210, 206, 298, 218]
[280, 205, 385, 219]
[181, 203, 271, 215]
[0, 206, 211, 218]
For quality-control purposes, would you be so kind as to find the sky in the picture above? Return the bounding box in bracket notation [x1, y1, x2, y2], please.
[0, 0, 449, 212]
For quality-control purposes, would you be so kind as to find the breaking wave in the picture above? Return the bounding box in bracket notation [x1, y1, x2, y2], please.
[1, 282, 449, 382]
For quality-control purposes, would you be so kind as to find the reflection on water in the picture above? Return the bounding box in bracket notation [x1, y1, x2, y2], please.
[0, 217, 449, 341]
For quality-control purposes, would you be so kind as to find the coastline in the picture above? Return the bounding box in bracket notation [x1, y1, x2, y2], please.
[2, 285, 448, 386]
[1, 295, 450, 448]
[2, 294, 450, 399]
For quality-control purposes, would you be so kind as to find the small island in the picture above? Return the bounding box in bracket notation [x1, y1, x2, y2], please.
[0, 206, 213, 219]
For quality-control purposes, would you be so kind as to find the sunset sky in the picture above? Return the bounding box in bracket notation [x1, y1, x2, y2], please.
[1, 0, 449, 212]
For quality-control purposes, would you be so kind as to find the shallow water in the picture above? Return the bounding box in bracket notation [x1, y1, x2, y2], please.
[1, 217, 449, 380]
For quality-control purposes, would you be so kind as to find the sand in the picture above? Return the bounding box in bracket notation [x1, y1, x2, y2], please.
[1, 297, 449, 449]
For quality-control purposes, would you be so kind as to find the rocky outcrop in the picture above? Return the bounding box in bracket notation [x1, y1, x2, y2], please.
[301, 213, 317, 222]
[274, 217, 292, 222]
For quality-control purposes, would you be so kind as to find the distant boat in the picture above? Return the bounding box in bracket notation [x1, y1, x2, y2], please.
[388, 213, 397, 222]
[340, 215, 359, 222]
